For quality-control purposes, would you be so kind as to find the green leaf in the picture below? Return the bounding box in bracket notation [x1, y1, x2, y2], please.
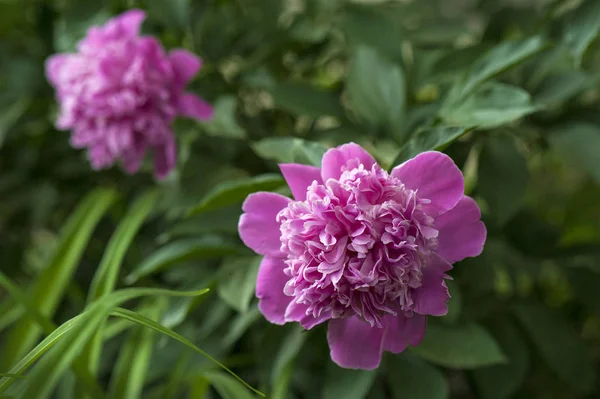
[441, 83, 537, 129]
[411, 322, 506, 369]
[514, 302, 595, 393]
[202, 96, 247, 139]
[218, 257, 260, 313]
[271, 83, 344, 118]
[109, 301, 164, 399]
[478, 134, 529, 226]
[203, 372, 255, 399]
[346, 46, 406, 134]
[454, 36, 547, 99]
[0, 99, 29, 149]
[111, 308, 264, 397]
[443, 280, 461, 325]
[472, 318, 530, 399]
[271, 325, 307, 389]
[549, 123, 600, 184]
[561, 0, 600, 67]
[251, 137, 328, 166]
[188, 174, 285, 216]
[54, 3, 110, 52]
[147, 0, 190, 31]
[125, 237, 243, 283]
[0, 188, 117, 369]
[566, 267, 600, 315]
[323, 365, 376, 399]
[392, 126, 471, 165]
[533, 71, 594, 106]
[387, 353, 448, 399]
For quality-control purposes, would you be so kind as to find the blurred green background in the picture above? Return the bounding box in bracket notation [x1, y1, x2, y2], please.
[2, 0, 600, 398]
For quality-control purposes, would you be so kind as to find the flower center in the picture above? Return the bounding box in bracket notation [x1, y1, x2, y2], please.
[277, 163, 438, 327]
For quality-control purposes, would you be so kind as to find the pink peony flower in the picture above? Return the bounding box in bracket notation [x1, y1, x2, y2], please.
[45, 9, 213, 179]
[238, 143, 486, 369]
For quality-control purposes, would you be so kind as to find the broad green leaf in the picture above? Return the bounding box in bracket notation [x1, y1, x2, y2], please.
[188, 174, 285, 216]
[202, 96, 247, 139]
[392, 126, 470, 165]
[222, 307, 261, 348]
[341, 3, 404, 59]
[533, 71, 594, 106]
[203, 372, 255, 399]
[411, 322, 505, 369]
[549, 123, 600, 184]
[346, 46, 406, 134]
[4, 288, 208, 399]
[1, 188, 117, 369]
[109, 301, 164, 399]
[472, 318, 530, 399]
[478, 134, 529, 226]
[441, 83, 537, 129]
[125, 237, 243, 283]
[271, 83, 344, 118]
[0, 99, 29, 148]
[454, 36, 547, 99]
[271, 325, 307, 389]
[218, 256, 260, 313]
[0, 376, 23, 380]
[561, 0, 600, 66]
[566, 267, 600, 315]
[111, 308, 264, 397]
[251, 137, 328, 166]
[147, 0, 190, 31]
[54, 3, 110, 52]
[443, 280, 461, 324]
[323, 365, 376, 399]
[514, 302, 595, 393]
[387, 353, 448, 399]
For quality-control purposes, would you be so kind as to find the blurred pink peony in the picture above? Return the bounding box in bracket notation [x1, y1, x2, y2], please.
[45, 9, 213, 179]
[238, 143, 486, 369]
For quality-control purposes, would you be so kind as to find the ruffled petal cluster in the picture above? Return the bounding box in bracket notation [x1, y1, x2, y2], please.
[238, 143, 486, 369]
[45, 9, 213, 179]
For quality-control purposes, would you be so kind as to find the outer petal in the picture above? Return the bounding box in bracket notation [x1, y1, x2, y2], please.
[285, 301, 331, 330]
[45, 54, 72, 86]
[114, 9, 146, 36]
[412, 255, 452, 316]
[391, 151, 464, 216]
[257, 257, 292, 325]
[169, 49, 202, 85]
[328, 317, 385, 370]
[238, 192, 291, 257]
[279, 163, 322, 201]
[178, 93, 214, 121]
[435, 196, 487, 263]
[153, 139, 176, 180]
[382, 313, 427, 353]
[321, 143, 377, 182]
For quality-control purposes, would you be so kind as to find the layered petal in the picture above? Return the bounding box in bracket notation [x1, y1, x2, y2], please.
[382, 313, 427, 353]
[112, 9, 146, 37]
[256, 257, 292, 324]
[328, 317, 385, 369]
[412, 255, 452, 316]
[169, 50, 202, 85]
[321, 143, 377, 182]
[279, 163, 322, 201]
[178, 93, 214, 121]
[238, 192, 290, 257]
[435, 196, 486, 263]
[285, 301, 331, 329]
[152, 138, 177, 179]
[391, 151, 464, 216]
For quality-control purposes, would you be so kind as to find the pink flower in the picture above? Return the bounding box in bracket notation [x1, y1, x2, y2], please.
[44, 9, 213, 179]
[238, 143, 486, 369]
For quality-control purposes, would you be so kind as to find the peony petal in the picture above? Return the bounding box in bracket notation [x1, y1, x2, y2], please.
[327, 316, 385, 370]
[279, 163, 322, 201]
[178, 93, 214, 121]
[152, 139, 176, 180]
[391, 151, 464, 216]
[238, 192, 291, 257]
[169, 49, 202, 85]
[435, 196, 487, 263]
[382, 313, 427, 353]
[285, 301, 331, 329]
[257, 256, 292, 325]
[45, 54, 72, 86]
[115, 9, 146, 36]
[321, 143, 377, 182]
[412, 255, 452, 316]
